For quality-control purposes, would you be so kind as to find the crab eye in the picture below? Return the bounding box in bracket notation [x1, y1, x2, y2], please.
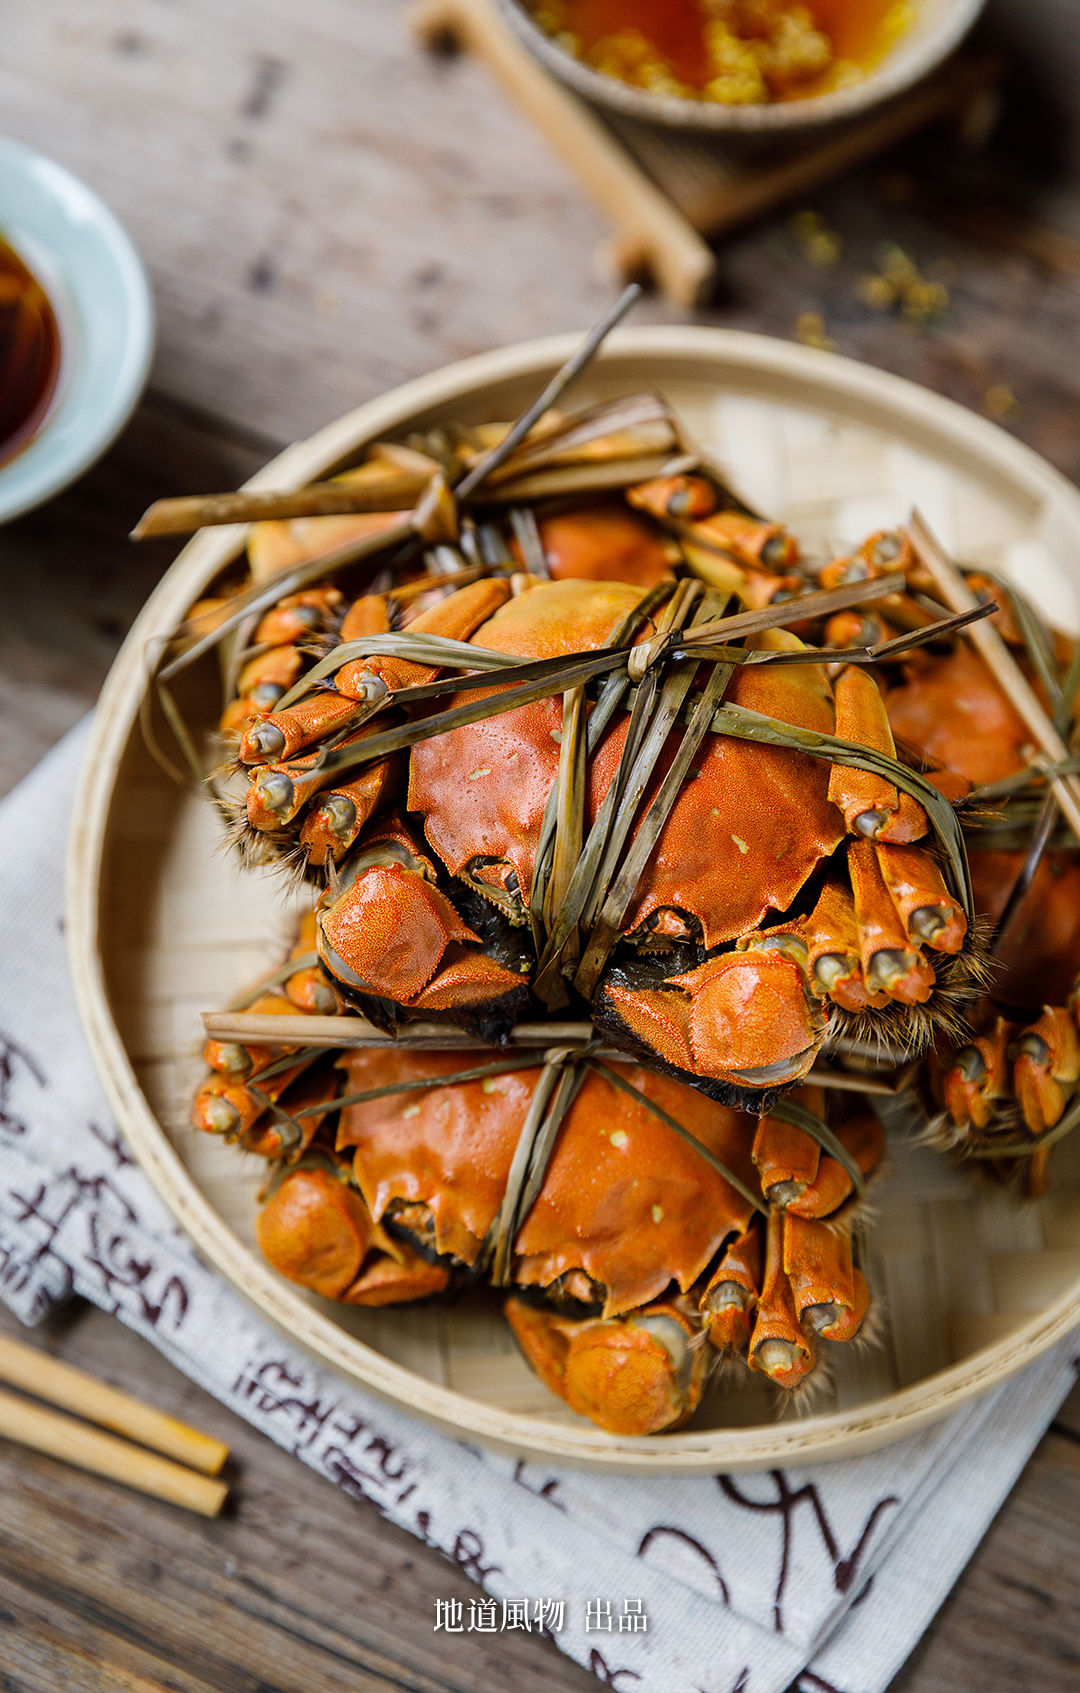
[462, 857, 528, 922]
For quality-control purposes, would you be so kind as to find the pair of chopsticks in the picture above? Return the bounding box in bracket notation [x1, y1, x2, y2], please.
[0, 1331, 229, 1517]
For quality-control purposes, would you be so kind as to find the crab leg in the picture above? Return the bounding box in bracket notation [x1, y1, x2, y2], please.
[220, 588, 344, 741]
[823, 609, 898, 654]
[752, 1093, 823, 1206]
[783, 1112, 885, 1218]
[816, 533, 933, 632]
[238, 590, 394, 765]
[801, 880, 884, 1012]
[241, 1065, 337, 1161]
[193, 1052, 309, 1140]
[253, 585, 344, 647]
[783, 1215, 869, 1343]
[848, 839, 937, 1004]
[220, 646, 304, 735]
[828, 666, 928, 843]
[283, 911, 340, 1016]
[701, 1222, 762, 1353]
[748, 1209, 815, 1388]
[940, 1016, 1013, 1131]
[196, 958, 336, 1143]
[256, 1165, 450, 1303]
[874, 842, 967, 955]
[626, 475, 802, 605]
[505, 1294, 708, 1436]
[240, 692, 371, 765]
[1011, 1007, 1080, 1133]
[628, 473, 800, 570]
[299, 760, 398, 866]
[243, 579, 513, 832]
[200, 990, 298, 1082]
[246, 728, 377, 830]
[334, 577, 511, 701]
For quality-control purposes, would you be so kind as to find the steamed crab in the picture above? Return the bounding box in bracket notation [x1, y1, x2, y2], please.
[212, 475, 974, 1108]
[151, 367, 1080, 1436]
[193, 956, 882, 1434]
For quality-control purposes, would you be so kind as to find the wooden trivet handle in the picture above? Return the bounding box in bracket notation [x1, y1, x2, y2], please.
[410, 0, 718, 306]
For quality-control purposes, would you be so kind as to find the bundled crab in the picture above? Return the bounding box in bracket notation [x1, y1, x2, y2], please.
[141, 310, 1080, 1433]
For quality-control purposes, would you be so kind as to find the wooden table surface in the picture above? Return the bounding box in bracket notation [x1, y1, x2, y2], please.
[2, 4, 1079, 1689]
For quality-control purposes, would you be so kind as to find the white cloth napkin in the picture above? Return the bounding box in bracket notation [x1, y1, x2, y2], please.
[1, 720, 1075, 1693]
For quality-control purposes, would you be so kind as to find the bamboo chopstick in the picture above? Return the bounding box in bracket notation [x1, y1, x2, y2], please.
[0, 1386, 229, 1517]
[908, 509, 1080, 839]
[0, 1332, 229, 1476]
[131, 476, 426, 539]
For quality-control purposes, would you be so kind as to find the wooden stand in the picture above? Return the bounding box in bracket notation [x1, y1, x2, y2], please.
[412, 0, 1001, 305]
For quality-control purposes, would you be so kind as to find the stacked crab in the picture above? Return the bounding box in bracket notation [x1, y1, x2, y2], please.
[150, 383, 1079, 1435]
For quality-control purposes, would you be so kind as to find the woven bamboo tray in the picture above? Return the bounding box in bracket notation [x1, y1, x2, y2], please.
[67, 327, 1080, 1472]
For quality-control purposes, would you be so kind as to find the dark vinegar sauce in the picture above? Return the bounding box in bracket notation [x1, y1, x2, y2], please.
[0, 235, 62, 468]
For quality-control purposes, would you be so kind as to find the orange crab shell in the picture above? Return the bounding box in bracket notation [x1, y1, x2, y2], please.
[334, 1047, 759, 1317]
[510, 497, 678, 588]
[885, 645, 1033, 789]
[408, 578, 844, 945]
[970, 849, 1080, 1011]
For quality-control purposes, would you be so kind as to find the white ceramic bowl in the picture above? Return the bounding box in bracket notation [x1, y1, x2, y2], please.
[0, 136, 154, 524]
[500, 0, 988, 135]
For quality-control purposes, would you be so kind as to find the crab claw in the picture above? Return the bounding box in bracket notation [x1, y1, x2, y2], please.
[256, 1166, 450, 1304]
[1011, 1007, 1080, 1133]
[505, 1296, 706, 1435]
[318, 833, 529, 1016]
[599, 935, 827, 1093]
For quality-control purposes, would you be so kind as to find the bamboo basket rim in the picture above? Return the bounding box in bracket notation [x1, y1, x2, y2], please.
[66, 326, 1080, 1472]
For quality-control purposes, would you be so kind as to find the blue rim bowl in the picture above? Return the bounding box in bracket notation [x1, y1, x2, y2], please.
[0, 136, 155, 524]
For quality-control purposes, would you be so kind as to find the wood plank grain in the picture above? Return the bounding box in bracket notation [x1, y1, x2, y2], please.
[0, 1304, 597, 1693]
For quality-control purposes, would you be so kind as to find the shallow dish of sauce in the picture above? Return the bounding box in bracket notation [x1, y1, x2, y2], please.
[0, 136, 153, 524]
[527, 0, 912, 106]
[0, 233, 64, 469]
